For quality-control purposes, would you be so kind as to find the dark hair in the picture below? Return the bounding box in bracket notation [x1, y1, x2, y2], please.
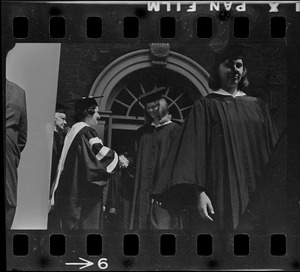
[73, 105, 97, 122]
[144, 98, 169, 125]
[208, 59, 249, 91]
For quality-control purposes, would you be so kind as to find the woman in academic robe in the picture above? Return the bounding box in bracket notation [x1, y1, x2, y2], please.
[129, 87, 182, 230]
[49, 96, 128, 230]
[155, 44, 279, 231]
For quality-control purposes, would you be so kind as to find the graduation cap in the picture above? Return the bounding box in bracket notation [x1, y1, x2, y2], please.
[55, 101, 70, 113]
[139, 87, 166, 106]
[214, 43, 246, 65]
[66, 96, 104, 112]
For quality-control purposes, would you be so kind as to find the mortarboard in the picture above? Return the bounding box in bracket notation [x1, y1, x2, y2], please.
[66, 96, 104, 112]
[139, 87, 166, 106]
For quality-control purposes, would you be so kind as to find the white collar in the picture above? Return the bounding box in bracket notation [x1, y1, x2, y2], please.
[151, 120, 172, 128]
[213, 89, 246, 98]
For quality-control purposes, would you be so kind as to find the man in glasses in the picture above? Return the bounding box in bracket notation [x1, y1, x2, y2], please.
[47, 101, 69, 230]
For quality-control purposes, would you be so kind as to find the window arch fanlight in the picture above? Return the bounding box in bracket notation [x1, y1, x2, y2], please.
[89, 49, 211, 121]
[109, 68, 203, 122]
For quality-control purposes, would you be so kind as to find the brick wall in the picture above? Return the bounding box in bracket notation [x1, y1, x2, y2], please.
[57, 42, 287, 135]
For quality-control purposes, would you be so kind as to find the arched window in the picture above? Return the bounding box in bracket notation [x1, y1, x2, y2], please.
[110, 67, 198, 122]
[89, 48, 210, 148]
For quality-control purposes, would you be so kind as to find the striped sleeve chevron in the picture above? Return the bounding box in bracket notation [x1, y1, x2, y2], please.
[88, 136, 118, 173]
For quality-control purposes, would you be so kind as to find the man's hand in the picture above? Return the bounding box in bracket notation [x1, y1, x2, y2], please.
[197, 191, 214, 221]
[119, 155, 129, 168]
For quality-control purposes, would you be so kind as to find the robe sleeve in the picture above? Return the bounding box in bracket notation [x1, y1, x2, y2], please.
[81, 127, 119, 182]
[106, 170, 121, 209]
[154, 99, 209, 202]
[259, 99, 279, 153]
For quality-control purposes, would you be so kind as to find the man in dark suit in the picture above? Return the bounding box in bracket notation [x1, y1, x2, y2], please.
[6, 79, 28, 229]
[50, 102, 68, 190]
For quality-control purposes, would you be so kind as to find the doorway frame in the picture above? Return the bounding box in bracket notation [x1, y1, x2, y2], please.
[89, 48, 211, 147]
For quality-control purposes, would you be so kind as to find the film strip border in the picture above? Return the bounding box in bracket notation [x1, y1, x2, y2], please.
[3, 1, 300, 43]
[12, 233, 287, 256]
[4, 1, 300, 271]
[11, 15, 287, 39]
[6, 231, 300, 270]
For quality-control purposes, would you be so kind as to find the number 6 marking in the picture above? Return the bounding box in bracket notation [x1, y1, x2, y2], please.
[98, 258, 108, 270]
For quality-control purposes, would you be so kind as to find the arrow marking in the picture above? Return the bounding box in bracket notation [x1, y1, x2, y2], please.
[65, 257, 94, 270]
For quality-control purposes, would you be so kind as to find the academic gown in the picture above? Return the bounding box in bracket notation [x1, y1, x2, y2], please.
[48, 130, 66, 230]
[52, 123, 118, 230]
[105, 155, 135, 230]
[130, 121, 181, 230]
[50, 131, 64, 189]
[155, 92, 279, 230]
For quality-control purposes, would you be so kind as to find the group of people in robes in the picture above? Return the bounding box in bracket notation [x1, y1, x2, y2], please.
[46, 43, 281, 231]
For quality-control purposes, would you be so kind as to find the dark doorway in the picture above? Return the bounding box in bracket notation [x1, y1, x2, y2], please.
[111, 129, 138, 156]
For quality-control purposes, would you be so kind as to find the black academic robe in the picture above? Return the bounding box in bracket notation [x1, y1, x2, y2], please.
[155, 93, 279, 230]
[53, 123, 118, 230]
[50, 131, 64, 189]
[130, 122, 181, 230]
[105, 155, 135, 230]
[48, 130, 66, 230]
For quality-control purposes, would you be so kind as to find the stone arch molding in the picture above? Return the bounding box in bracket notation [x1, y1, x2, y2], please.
[89, 49, 211, 111]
